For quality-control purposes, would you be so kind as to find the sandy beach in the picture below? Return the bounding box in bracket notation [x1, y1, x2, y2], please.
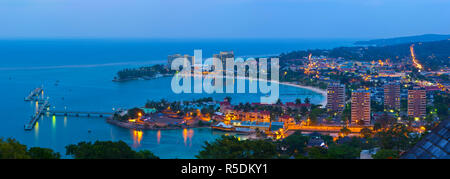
[182, 73, 328, 107]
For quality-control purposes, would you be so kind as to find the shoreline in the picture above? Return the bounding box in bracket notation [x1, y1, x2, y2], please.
[182, 73, 328, 106]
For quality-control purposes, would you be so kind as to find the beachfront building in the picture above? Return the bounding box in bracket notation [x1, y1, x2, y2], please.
[384, 82, 401, 111]
[167, 54, 194, 67]
[408, 87, 427, 119]
[326, 83, 346, 114]
[351, 89, 371, 125]
[213, 51, 234, 68]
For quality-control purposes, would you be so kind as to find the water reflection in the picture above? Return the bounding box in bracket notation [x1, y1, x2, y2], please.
[132, 130, 143, 148]
[182, 128, 194, 147]
[34, 122, 39, 142]
[52, 115, 56, 129]
[157, 130, 161, 144]
[64, 116, 67, 128]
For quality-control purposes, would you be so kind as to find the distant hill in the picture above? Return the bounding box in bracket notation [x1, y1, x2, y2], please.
[354, 34, 450, 46]
[279, 39, 450, 71]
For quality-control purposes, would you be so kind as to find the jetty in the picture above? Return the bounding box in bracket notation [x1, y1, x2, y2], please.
[49, 110, 114, 118]
[24, 87, 43, 101]
[24, 100, 50, 130]
[24, 87, 116, 130]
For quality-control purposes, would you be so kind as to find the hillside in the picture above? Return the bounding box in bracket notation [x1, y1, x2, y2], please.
[279, 39, 450, 70]
[354, 34, 450, 46]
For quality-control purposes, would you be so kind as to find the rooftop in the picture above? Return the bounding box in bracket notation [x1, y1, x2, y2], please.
[401, 120, 450, 159]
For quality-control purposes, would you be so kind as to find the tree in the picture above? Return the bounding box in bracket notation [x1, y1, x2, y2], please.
[372, 149, 399, 159]
[327, 144, 360, 159]
[277, 131, 309, 156]
[276, 99, 282, 105]
[295, 98, 302, 104]
[0, 138, 31, 159]
[66, 141, 159, 159]
[375, 123, 412, 151]
[196, 136, 277, 159]
[340, 127, 351, 137]
[360, 127, 373, 138]
[28, 147, 61, 159]
[304, 97, 310, 104]
[0, 138, 60, 159]
[128, 108, 145, 119]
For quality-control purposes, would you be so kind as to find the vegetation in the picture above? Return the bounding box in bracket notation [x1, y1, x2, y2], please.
[115, 64, 174, 81]
[372, 149, 400, 159]
[196, 136, 277, 159]
[66, 141, 159, 159]
[279, 39, 450, 71]
[0, 138, 60, 159]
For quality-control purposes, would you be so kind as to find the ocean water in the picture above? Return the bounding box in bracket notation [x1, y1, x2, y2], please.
[0, 39, 352, 158]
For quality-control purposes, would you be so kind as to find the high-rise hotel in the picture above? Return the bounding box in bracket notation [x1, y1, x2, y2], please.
[384, 83, 401, 110]
[351, 89, 371, 125]
[326, 83, 345, 114]
[408, 87, 427, 119]
[213, 51, 234, 68]
[168, 54, 194, 67]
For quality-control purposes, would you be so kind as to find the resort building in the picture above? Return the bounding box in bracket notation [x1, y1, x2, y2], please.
[351, 89, 371, 125]
[383, 82, 401, 110]
[326, 83, 346, 114]
[167, 54, 194, 67]
[213, 51, 234, 68]
[407, 87, 427, 119]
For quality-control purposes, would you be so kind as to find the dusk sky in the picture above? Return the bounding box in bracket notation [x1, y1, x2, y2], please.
[1, 0, 449, 39]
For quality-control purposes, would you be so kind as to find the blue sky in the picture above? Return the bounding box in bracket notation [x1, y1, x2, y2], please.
[1, 0, 449, 39]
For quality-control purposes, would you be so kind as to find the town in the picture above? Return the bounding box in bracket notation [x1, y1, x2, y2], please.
[109, 40, 449, 158]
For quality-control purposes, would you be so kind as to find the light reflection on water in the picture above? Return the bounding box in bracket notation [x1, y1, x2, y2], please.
[182, 128, 194, 147]
[157, 130, 161, 144]
[132, 130, 143, 148]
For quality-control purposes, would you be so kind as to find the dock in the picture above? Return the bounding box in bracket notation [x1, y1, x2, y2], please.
[24, 100, 50, 130]
[49, 110, 114, 117]
[24, 87, 116, 131]
[24, 87, 43, 101]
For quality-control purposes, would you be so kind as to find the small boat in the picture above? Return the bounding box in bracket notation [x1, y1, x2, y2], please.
[211, 122, 235, 132]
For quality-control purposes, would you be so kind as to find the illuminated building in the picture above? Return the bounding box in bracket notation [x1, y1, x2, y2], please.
[407, 87, 426, 119]
[383, 83, 400, 110]
[213, 51, 234, 68]
[326, 83, 346, 114]
[167, 54, 194, 67]
[351, 89, 371, 125]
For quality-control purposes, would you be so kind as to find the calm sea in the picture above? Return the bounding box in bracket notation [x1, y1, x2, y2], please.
[0, 39, 353, 158]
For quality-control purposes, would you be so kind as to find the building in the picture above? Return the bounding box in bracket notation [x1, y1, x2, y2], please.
[407, 87, 427, 119]
[401, 120, 449, 159]
[383, 83, 400, 110]
[167, 54, 194, 67]
[213, 51, 234, 68]
[326, 83, 346, 114]
[351, 89, 371, 125]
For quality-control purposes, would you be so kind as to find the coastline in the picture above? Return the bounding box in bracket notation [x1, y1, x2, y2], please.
[183, 73, 328, 106]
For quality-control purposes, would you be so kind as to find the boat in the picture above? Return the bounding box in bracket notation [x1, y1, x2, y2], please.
[211, 122, 235, 132]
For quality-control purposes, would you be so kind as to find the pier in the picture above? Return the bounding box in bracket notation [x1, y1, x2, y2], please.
[24, 87, 43, 101]
[49, 110, 114, 118]
[24, 100, 50, 130]
[24, 87, 115, 130]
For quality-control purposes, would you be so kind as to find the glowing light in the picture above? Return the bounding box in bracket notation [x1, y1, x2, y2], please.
[410, 44, 423, 71]
[52, 115, 56, 129]
[157, 130, 161, 144]
[132, 130, 143, 147]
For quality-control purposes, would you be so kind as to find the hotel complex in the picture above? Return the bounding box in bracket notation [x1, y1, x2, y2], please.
[351, 89, 371, 125]
[326, 83, 346, 114]
[384, 83, 401, 110]
[408, 87, 427, 119]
